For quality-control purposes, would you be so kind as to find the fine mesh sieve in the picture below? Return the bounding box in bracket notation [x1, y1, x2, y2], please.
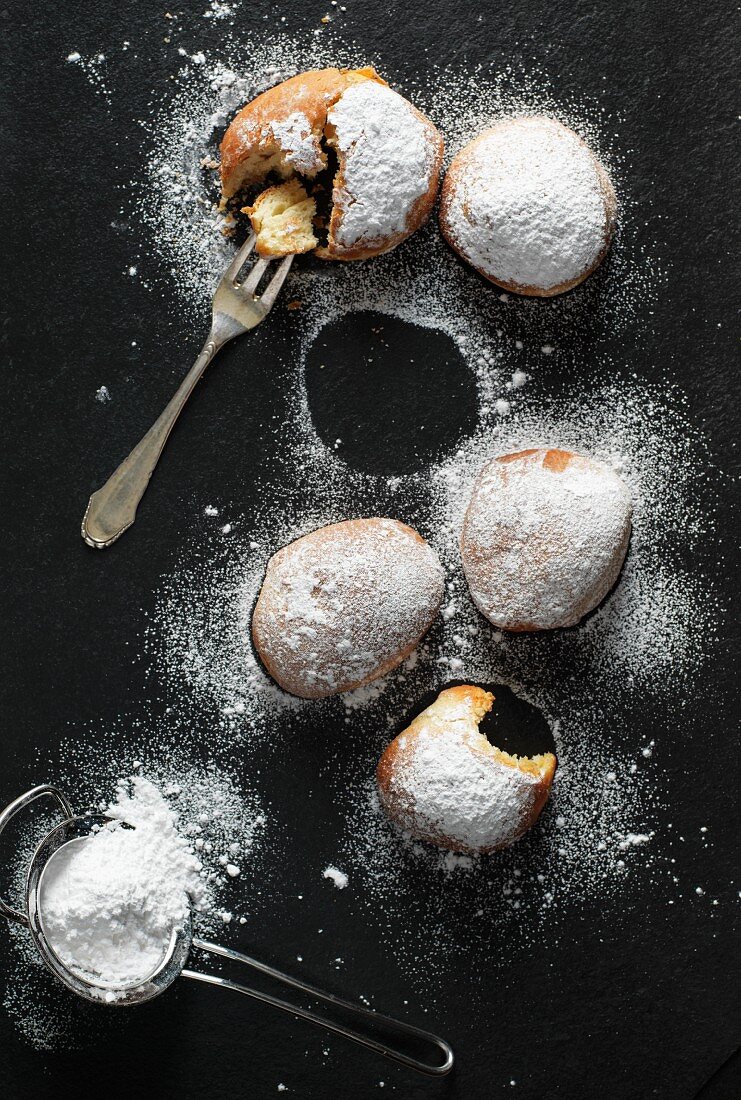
[0, 785, 454, 1075]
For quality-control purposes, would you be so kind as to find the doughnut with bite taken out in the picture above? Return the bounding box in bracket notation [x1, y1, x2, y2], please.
[377, 685, 556, 854]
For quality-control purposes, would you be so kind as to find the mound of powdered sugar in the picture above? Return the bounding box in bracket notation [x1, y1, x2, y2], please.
[441, 116, 613, 292]
[40, 778, 202, 995]
[3, 751, 269, 1047]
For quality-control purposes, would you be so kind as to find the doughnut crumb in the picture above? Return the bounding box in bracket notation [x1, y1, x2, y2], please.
[244, 178, 318, 256]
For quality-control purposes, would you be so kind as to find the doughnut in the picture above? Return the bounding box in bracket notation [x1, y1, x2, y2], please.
[377, 685, 556, 854]
[252, 518, 445, 699]
[220, 67, 444, 261]
[243, 179, 317, 256]
[439, 116, 617, 296]
[460, 448, 632, 632]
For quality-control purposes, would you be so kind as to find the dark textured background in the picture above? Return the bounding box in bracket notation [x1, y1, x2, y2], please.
[1, 1, 739, 1097]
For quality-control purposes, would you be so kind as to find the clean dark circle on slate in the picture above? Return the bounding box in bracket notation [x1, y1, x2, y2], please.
[478, 683, 558, 758]
[304, 311, 479, 476]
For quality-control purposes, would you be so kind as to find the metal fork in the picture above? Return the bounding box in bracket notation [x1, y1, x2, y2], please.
[81, 235, 294, 549]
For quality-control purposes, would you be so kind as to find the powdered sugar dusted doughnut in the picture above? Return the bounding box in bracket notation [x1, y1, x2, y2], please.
[220, 67, 443, 261]
[319, 80, 443, 259]
[461, 448, 632, 632]
[439, 116, 616, 296]
[377, 686, 556, 854]
[252, 518, 445, 699]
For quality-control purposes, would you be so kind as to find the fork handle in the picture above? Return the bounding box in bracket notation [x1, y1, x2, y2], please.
[82, 333, 225, 549]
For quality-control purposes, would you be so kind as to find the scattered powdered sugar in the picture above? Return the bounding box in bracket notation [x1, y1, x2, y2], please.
[141, 370, 722, 987]
[154, 379, 718, 722]
[40, 778, 201, 995]
[441, 116, 611, 291]
[322, 866, 349, 889]
[328, 81, 437, 248]
[461, 449, 632, 631]
[97, 27, 657, 344]
[117, 20, 718, 968]
[428, 383, 719, 696]
[65, 50, 112, 103]
[252, 518, 444, 697]
[204, 0, 241, 20]
[340, 726, 658, 979]
[31, 17, 723, 1012]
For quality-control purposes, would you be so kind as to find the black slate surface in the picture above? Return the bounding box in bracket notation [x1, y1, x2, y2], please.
[1, 1, 739, 1098]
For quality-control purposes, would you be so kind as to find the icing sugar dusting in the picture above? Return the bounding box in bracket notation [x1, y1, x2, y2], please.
[391, 730, 537, 851]
[442, 115, 611, 291]
[109, 30, 659, 344]
[253, 518, 445, 697]
[461, 450, 632, 631]
[380, 692, 544, 853]
[44, 18, 726, 1009]
[328, 81, 438, 248]
[141, 375, 721, 990]
[270, 110, 325, 175]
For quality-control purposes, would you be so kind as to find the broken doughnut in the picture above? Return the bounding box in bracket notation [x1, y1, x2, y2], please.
[220, 67, 444, 260]
[377, 685, 556, 854]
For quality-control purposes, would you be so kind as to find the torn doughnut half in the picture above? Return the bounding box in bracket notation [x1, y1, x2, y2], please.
[220, 66, 444, 261]
[377, 686, 557, 854]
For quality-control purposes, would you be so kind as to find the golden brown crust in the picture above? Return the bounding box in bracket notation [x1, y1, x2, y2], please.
[497, 447, 575, 472]
[439, 116, 617, 297]
[220, 66, 443, 261]
[377, 685, 557, 854]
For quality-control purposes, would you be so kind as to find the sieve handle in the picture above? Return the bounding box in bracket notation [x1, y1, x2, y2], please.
[182, 938, 454, 1076]
[0, 786, 75, 925]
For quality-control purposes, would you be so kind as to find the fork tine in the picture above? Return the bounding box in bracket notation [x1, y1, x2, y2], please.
[241, 257, 270, 296]
[224, 232, 257, 283]
[260, 254, 295, 310]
